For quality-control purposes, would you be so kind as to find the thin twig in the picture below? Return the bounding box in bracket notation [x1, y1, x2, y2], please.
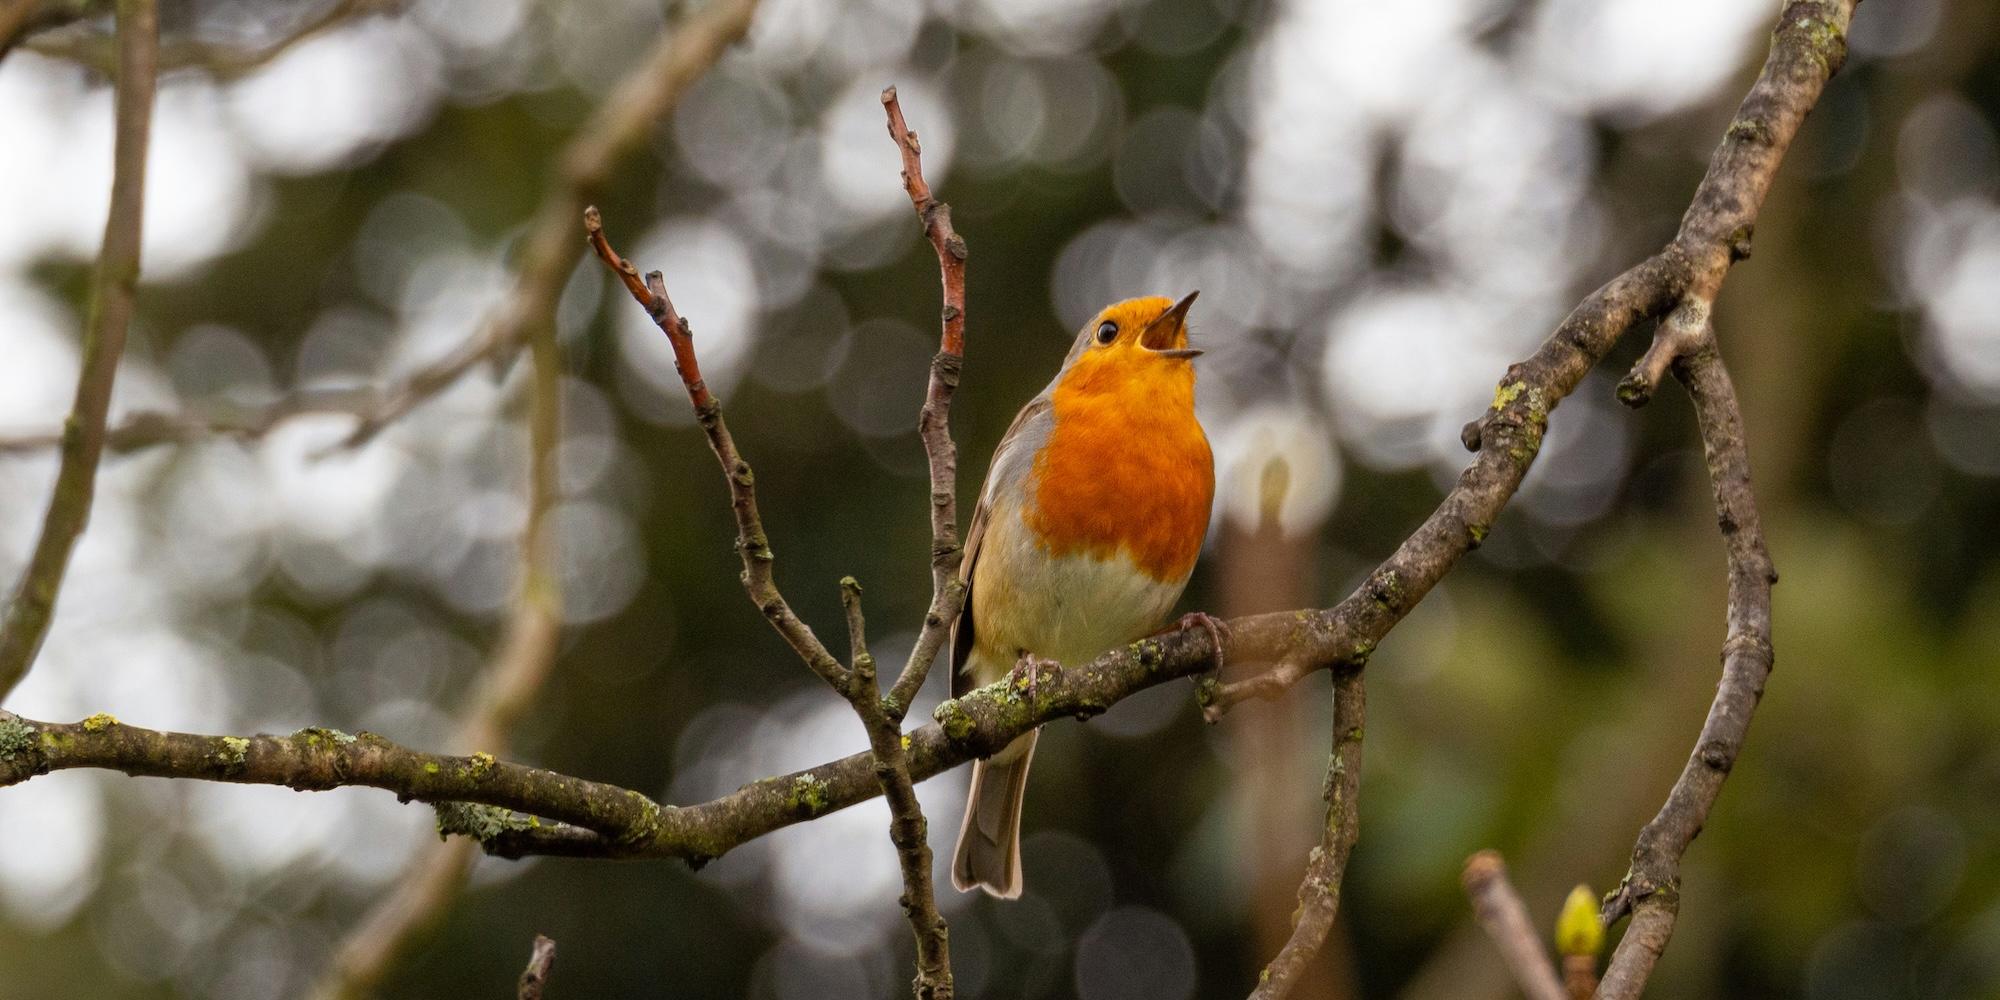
[1462, 852, 1567, 1000]
[1247, 667, 1364, 1000]
[0, 386, 382, 455]
[517, 935, 556, 1000]
[584, 209, 845, 686]
[879, 84, 967, 720]
[0, 0, 157, 702]
[592, 193, 955, 994]
[869, 85, 967, 998]
[24, 0, 399, 80]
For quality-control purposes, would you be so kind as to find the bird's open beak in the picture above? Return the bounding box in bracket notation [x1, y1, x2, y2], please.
[1141, 291, 1202, 359]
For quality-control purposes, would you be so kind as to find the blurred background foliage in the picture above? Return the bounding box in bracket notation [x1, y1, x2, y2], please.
[1, 0, 1997, 997]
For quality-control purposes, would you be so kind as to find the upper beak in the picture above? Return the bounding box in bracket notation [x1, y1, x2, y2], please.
[1142, 291, 1202, 359]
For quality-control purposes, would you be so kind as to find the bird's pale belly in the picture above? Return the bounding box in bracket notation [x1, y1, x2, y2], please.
[968, 504, 1189, 677]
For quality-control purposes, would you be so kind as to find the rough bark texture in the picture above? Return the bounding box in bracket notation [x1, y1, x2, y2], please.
[1246, 668, 1364, 1000]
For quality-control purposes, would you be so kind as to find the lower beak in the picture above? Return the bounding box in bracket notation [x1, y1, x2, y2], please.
[1142, 291, 1201, 358]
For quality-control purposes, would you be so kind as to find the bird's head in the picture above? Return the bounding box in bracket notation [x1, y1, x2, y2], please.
[1059, 292, 1202, 376]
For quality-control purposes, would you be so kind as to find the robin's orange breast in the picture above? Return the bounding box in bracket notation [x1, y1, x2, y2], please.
[1026, 354, 1213, 582]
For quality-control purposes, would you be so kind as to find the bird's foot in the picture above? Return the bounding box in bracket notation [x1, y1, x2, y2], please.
[1009, 652, 1061, 701]
[1174, 611, 1232, 673]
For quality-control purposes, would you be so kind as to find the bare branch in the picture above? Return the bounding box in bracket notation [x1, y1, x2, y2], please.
[1462, 852, 1567, 1000]
[1587, 3, 1850, 993]
[0, 0, 157, 702]
[24, 0, 399, 80]
[517, 935, 556, 1000]
[879, 84, 968, 720]
[593, 187, 957, 994]
[584, 209, 845, 686]
[1595, 339, 1776, 998]
[1248, 667, 1364, 1000]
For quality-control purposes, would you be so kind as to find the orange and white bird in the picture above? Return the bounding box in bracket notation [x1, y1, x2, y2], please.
[950, 293, 1216, 898]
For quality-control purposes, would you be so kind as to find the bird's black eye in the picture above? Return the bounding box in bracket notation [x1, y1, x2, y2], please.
[1095, 321, 1118, 345]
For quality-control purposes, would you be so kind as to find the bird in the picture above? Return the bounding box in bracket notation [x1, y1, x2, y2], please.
[950, 292, 1217, 899]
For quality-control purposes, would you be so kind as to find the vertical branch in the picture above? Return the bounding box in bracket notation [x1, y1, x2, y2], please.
[0, 0, 157, 701]
[1248, 667, 1365, 1000]
[1595, 339, 1774, 1000]
[1461, 852, 1567, 1000]
[879, 85, 967, 719]
[517, 935, 557, 1000]
[313, 304, 566, 1000]
[590, 205, 954, 996]
[841, 580, 953, 999]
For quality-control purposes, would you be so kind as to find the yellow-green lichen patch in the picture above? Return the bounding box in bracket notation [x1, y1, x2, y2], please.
[464, 751, 497, 780]
[434, 801, 536, 842]
[0, 718, 35, 762]
[933, 699, 976, 743]
[209, 736, 251, 773]
[80, 713, 118, 733]
[290, 726, 356, 750]
[788, 774, 831, 817]
[1492, 381, 1527, 410]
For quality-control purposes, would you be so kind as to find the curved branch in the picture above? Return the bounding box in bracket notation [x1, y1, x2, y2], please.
[0, 0, 156, 702]
[314, 265, 567, 1000]
[1591, 3, 1849, 995]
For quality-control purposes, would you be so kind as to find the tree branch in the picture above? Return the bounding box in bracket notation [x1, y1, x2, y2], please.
[0, 387, 382, 456]
[1462, 852, 1567, 1000]
[517, 935, 556, 1000]
[879, 83, 968, 720]
[23, 0, 399, 80]
[590, 180, 957, 993]
[1247, 667, 1364, 1000]
[1595, 340, 1776, 998]
[583, 208, 845, 686]
[0, 0, 156, 702]
[1588, 3, 1849, 994]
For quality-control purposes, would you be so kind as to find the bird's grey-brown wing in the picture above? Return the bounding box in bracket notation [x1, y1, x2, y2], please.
[951, 394, 1053, 698]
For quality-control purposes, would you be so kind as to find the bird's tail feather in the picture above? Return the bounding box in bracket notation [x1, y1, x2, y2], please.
[951, 731, 1038, 899]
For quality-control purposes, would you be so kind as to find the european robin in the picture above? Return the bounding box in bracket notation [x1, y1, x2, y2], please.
[950, 292, 1216, 898]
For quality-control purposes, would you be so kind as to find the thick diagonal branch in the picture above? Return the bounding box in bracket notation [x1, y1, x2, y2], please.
[0, 0, 157, 702]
